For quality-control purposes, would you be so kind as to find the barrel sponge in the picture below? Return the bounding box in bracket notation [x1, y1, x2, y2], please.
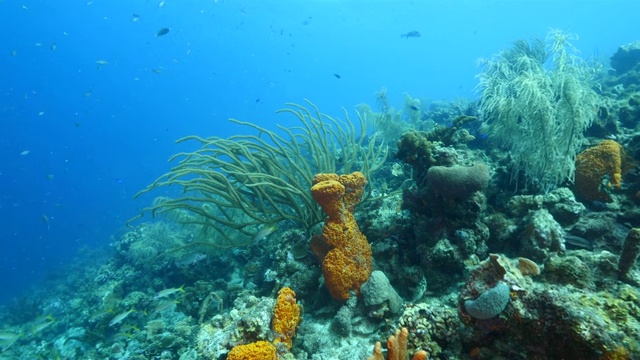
[574, 140, 624, 202]
[464, 281, 510, 320]
[427, 163, 490, 199]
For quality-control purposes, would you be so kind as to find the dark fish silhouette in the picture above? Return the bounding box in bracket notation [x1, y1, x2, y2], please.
[401, 31, 421, 39]
[333, 73, 341, 79]
[156, 28, 170, 37]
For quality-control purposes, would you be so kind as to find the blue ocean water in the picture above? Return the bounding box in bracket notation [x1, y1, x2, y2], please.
[0, 0, 636, 306]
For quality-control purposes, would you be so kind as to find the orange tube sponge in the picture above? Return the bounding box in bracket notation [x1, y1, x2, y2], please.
[227, 341, 276, 360]
[311, 179, 346, 220]
[574, 140, 624, 202]
[310, 171, 372, 301]
[339, 172, 368, 211]
[271, 287, 301, 349]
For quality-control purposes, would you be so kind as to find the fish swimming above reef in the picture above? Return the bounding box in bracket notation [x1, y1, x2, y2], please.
[401, 30, 421, 38]
[109, 309, 135, 327]
[154, 285, 185, 300]
[175, 253, 207, 268]
[156, 27, 170, 37]
[253, 224, 277, 243]
[0, 332, 21, 352]
[30, 315, 55, 335]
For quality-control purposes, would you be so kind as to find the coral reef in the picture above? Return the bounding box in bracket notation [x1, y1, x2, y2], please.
[5, 36, 640, 360]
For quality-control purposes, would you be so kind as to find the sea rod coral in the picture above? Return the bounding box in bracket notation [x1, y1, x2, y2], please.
[130, 100, 388, 248]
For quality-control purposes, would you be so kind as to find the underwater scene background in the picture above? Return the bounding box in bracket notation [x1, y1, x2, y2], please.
[1, 0, 640, 359]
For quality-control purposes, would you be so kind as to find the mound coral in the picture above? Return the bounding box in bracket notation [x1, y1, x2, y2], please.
[227, 341, 276, 360]
[574, 140, 625, 202]
[310, 172, 373, 301]
[271, 287, 301, 349]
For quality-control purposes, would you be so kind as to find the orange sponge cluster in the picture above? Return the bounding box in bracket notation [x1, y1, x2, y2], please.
[310, 172, 373, 301]
[271, 287, 301, 349]
[575, 140, 624, 202]
[227, 341, 276, 360]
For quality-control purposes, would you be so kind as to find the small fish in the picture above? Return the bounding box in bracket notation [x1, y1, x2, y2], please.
[95, 60, 109, 65]
[20, 150, 30, 156]
[156, 28, 170, 37]
[158, 0, 165, 7]
[175, 253, 206, 268]
[50, 43, 57, 51]
[109, 309, 135, 327]
[255, 98, 260, 104]
[38, 111, 45, 116]
[30, 315, 55, 335]
[151, 299, 178, 316]
[89, 308, 114, 322]
[0, 332, 21, 352]
[131, 14, 140, 22]
[41, 214, 50, 228]
[253, 224, 277, 243]
[11, 50, 17, 56]
[154, 285, 185, 300]
[408, 105, 419, 111]
[333, 73, 341, 79]
[0, 332, 21, 341]
[151, 67, 164, 74]
[401, 31, 421, 38]
[564, 234, 595, 250]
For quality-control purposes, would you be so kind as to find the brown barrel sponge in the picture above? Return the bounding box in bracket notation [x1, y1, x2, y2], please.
[426, 163, 490, 200]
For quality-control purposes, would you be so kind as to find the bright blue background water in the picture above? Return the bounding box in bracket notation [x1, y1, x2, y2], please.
[0, 0, 636, 304]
